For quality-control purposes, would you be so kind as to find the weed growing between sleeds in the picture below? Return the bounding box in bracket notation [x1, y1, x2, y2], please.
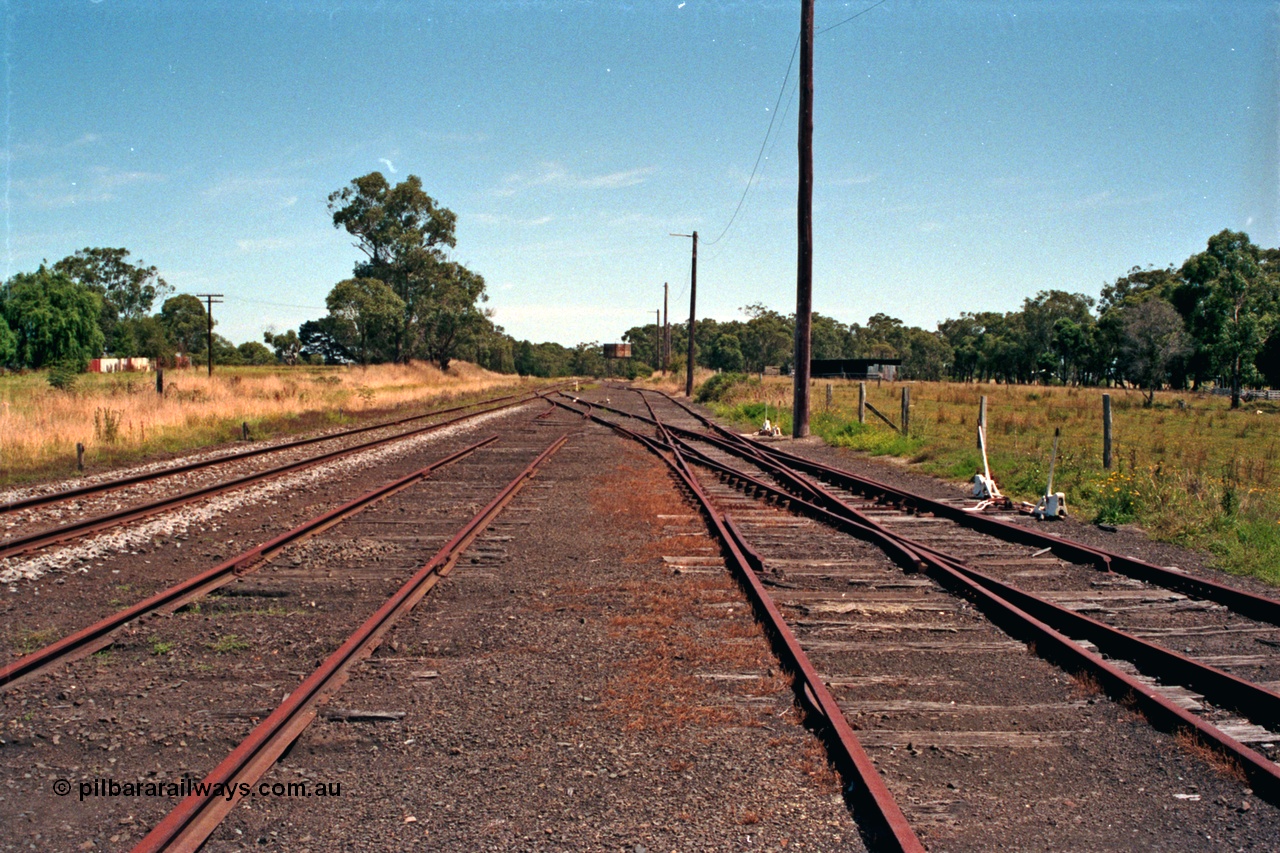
[701, 374, 1280, 585]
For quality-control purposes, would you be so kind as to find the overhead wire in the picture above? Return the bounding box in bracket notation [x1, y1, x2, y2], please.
[701, 0, 891, 255]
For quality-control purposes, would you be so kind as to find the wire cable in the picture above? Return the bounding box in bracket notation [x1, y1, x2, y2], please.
[701, 0, 890, 251]
[702, 33, 801, 248]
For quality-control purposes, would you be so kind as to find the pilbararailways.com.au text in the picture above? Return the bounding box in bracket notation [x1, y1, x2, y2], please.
[55, 777, 342, 802]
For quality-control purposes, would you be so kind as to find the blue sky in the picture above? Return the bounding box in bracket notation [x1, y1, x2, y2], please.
[7, 1, 1278, 348]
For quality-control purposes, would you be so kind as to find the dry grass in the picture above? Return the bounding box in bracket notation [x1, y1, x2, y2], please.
[0, 361, 539, 484]
[1173, 728, 1249, 784]
[711, 376, 1280, 584]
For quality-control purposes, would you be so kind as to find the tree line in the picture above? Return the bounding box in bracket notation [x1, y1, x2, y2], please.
[0, 247, 287, 374]
[5, 166, 1275, 409]
[620, 230, 1280, 409]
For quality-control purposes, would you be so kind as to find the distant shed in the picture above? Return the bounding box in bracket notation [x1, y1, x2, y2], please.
[603, 343, 632, 359]
[810, 358, 900, 381]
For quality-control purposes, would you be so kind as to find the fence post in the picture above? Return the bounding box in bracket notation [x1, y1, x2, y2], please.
[76, 442, 85, 472]
[1102, 393, 1113, 470]
[242, 422, 250, 441]
[858, 382, 866, 424]
[156, 367, 164, 395]
[826, 383, 832, 411]
[901, 386, 910, 436]
[977, 395, 987, 449]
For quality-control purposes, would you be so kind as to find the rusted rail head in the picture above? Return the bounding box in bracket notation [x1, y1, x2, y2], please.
[0, 437, 499, 691]
[553, 394, 924, 852]
[132, 433, 572, 853]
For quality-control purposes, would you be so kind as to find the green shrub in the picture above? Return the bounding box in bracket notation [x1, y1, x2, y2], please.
[696, 372, 751, 403]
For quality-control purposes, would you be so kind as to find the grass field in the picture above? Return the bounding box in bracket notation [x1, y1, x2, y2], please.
[0, 361, 541, 486]
[705, 376, 1280, 586]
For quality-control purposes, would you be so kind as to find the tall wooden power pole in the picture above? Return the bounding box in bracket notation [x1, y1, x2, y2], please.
[197, 293, 224, 377]
[663, 282, 670, 373]
[793, 0, 814, 438]
[670, 232, 698, 396]
[655, 309, 662, 372]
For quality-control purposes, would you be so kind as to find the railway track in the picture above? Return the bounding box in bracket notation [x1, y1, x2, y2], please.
[4, 381, 1278, 849]
[2, 401, 582, 850]
[562, 386, 1280, 849]
[0, 387, 557, 563]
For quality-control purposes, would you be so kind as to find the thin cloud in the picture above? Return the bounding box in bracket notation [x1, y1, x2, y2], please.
[470, 213, 554, 227]
[494, 162, 656, 197]
[236, 238, 291, 252]
[379, 158, 397, 173]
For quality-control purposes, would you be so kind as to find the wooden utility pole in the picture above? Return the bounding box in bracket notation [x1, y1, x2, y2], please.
[671, 232, 698, 396]
[196, 293, 224, 377]
[655, 309, 662, 372]
[663, 282, 670, 373]
[792, 0, 815, 438]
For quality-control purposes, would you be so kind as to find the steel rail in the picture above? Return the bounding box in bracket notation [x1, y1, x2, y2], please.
[637, 389, 1280, 629]
[0, 395, 536, 561]
[0, 437, 498, 690]
[0, 388, 551, 515]
[669, 427, 1280, 734]
[624, 401, 1280, 803]
[551, 395, 924, 852]
[132, 432, 572, 853]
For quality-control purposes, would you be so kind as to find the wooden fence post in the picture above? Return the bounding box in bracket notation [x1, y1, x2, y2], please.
[858, 382, 866, 424]
[1103, 394, 1113, 470]
[901, 387, 910, 436]
[76, 443, 85, 472]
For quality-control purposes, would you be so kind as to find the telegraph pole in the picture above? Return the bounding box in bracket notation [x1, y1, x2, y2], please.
[655, 309, 662, 373]
[670, 232, 698, 396]
[663, 282, 670, 373]
[197, 293, 224, 377]
[792, 0, 814, 438]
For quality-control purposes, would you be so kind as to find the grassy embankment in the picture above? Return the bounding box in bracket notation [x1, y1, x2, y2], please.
[702, 375, 1280, 586]
[0, 361, 544, 487]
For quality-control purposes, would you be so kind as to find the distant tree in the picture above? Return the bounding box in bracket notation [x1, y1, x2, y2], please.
[0, 267, 105, 369]
[159, 294, 209, 358]
[53, 247, 171, 320]
[298, 317, 354, 364]
[0, 313, 16, 367]
[739, 304, 792, 373]
[264, 329, 302, 365]
[325, 277, 405, 364]
[210, 334, 243, 365]
[237, 341, 276, 365]
[328, 172, 459, 362]
[1019, 290, 1096, 384]
[1118, 298, 1190, 405]
[1177, 230, 1279, 407]
[810, 313, 849, 360]
[708, 332, 745, 372]
[900, 327, 952, 381]
[415, 261, 488, 371]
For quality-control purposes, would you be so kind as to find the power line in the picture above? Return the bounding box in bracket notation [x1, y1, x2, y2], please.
[703, 33, 801, 248]
[702, 0, 891, 251]
[817, 0, 890, 35]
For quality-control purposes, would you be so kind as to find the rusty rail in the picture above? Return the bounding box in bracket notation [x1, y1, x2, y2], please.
[131, 433, 571, 853]
[0, 437, 497, 690]
[0, 395, 536, 561]
[553, 395, 924, 852]
[0, 388, 554, 514]
[620, 391, 1280, 804]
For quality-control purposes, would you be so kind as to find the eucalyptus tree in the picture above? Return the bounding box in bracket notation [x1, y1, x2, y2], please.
[1177, 230, 1279, 407]
[329, 172, 481, 366]
[326, 277, 405, 365]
